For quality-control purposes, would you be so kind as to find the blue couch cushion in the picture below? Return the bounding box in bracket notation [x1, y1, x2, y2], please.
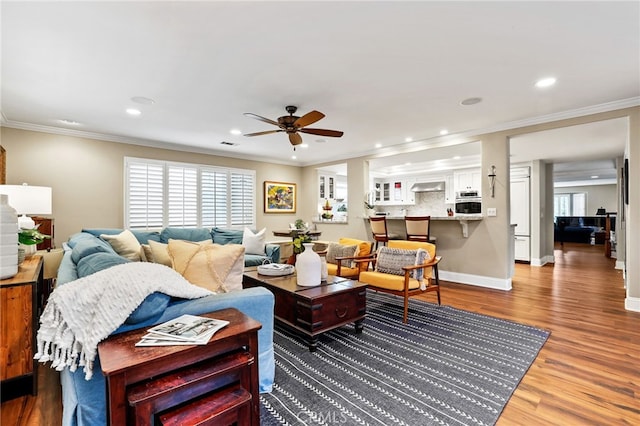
[160, 227, 213, 243]
[76, 252, 131, 278]
[82, 228, 162, 244]
[71, 238, 116, 264]
[244, 254, 271, 267]
[212, 227, 244, 245]
[124, 292, 171, 325]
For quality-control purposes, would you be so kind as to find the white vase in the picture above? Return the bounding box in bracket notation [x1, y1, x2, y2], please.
[319, 252, 328, 281]
[0, 194, 19, 279]
[296, 243, 321, 287]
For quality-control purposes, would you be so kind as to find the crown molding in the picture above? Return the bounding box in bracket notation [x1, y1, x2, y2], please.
[2, 97, 638, 168]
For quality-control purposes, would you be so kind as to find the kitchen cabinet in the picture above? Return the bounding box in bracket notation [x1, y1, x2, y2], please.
[511, 169, 531, 262]
[444, 174, 455, 204]
[514, 236, 531, 262]
[374, 179, 415, 205]
[318, 172, 335, 200]
[453, 168, 482, 195]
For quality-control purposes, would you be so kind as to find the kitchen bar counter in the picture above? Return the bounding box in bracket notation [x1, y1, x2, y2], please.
[365, 214, 483, 237]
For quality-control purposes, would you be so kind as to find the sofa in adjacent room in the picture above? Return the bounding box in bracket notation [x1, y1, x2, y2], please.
[53, 228, 277, 426]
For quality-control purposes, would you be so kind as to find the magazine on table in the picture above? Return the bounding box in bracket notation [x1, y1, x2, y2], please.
[135, 314, 229, 347]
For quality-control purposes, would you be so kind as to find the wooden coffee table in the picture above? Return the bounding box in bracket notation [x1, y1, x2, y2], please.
[243, 268, 367, 351]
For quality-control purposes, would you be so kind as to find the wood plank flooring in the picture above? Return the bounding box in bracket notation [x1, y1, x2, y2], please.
[2, 242, 639, 425]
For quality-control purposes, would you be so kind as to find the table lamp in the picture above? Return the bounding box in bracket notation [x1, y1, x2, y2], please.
[0, 184, 52, 229]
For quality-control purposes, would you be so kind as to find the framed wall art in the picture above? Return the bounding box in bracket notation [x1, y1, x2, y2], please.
[264, 181, 296, 213]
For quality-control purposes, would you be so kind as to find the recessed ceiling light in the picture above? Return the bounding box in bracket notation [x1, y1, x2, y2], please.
[291, 155, 297, 160]
[535, 77, 557, 88]
[230, 129, 242, 135]
[126, 108, 141, 116]
[131, 96, 155, 105]
[405, 137, 413, 142]
[405, 162, 411, 166]
[375, 143, 382, 148]
[440, 129, 448, 135]
[300, 143, 309, 148]
[461, 97, 482, 106]
[453, 155, 461, 160]
[591, 175, 599, 179]
[59, 119, 80, 125]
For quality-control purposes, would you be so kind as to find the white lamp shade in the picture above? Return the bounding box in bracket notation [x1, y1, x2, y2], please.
[0, 185, 52, 215]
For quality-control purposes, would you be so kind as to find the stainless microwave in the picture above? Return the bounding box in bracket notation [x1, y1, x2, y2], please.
[455, 198, 481, 214]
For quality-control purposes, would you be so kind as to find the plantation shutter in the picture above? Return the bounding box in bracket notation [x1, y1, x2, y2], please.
[230, 171, 255, 227]
[126, 159, 164, 229]
[125, 157, 255, 229]
[167, 165, 198, 227]
[201, 168, 229, 227]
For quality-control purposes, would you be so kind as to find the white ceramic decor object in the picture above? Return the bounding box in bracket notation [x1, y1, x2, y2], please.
[296, 243, 321, 286]
[0, 194, 19, 279]
[319, 252, 328, 281]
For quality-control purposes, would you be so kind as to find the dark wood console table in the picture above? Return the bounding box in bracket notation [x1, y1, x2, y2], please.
[98, 308, 261, 426]
[0, 255, 43, 401]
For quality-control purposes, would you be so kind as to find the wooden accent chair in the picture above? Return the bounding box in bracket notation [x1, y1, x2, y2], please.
[369, 216, 401, 250]
[404, 215, 436, 244]
[325, 238, 373, 279]
[356, 240, 441, 323]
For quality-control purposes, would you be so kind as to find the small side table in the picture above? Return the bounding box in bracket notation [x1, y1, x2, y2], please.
[98, 308, 261, 426]
[0, 255, 43, 401]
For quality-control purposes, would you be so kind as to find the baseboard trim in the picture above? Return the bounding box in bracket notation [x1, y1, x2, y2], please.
[625, 296, 640, 312]
[440, 270, 512, 291]
[615, 260, 625, 270]
[530, 255, 554, 266]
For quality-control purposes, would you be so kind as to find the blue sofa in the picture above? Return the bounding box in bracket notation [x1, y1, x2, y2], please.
[56, 228, 276, 426]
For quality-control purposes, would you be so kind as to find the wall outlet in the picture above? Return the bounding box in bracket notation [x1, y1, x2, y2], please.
[487, 207, 497, 217]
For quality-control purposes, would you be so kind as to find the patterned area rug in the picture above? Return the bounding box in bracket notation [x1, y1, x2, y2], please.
[260, 290, 549, 426]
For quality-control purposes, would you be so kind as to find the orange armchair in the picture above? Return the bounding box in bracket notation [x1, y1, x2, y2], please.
[325, 237, 373, 279]
[357, 240, 441, 323]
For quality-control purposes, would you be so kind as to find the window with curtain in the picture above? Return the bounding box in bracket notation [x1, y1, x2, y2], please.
[125, 157, 255, 230]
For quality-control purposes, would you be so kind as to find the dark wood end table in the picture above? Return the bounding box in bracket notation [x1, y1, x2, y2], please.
[98, 308, 261, 426]
[243, 268, 367, 351]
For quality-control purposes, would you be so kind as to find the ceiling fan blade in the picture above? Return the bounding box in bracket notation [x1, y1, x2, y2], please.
[289, 133, 303, 145]
[243, 113, 280, 127]
[299, 128, 344, 138]
[244, 129, 283, 137]
[293, 110, 325, 128]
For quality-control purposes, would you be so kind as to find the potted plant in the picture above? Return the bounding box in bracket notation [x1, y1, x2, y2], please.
[364, 193, 376, 216]
[18, 225, 51, 261]
[287, 232, 313, 264]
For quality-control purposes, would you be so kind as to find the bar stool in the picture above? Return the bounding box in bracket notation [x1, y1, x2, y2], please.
[369, 216, 401, 250]
[405, 216, 437, 244]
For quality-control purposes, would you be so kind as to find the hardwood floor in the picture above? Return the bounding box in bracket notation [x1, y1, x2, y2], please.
[2, 242, 638, 425]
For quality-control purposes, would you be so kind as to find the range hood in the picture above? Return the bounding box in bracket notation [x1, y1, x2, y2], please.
[410, 181, 445, 192]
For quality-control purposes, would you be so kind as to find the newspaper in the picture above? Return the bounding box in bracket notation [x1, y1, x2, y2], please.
[135, 314, 229, 347]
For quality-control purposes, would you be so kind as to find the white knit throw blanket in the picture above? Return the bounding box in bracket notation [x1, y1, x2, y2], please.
[34, 262, 213, 380]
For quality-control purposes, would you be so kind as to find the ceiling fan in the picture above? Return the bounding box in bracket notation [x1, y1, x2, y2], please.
[243, 105, 344, 149]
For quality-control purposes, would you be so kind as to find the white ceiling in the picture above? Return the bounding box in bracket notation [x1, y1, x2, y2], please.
[2, 1, 639, 183]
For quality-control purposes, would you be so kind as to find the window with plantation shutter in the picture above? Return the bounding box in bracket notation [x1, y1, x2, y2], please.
[125, 157, 255, 229]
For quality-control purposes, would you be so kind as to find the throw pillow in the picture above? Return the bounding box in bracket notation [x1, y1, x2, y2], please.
[242, 227, 266, 255]
[101, 230, 142, 261]
[140, 244, 153, 262]
[76, 252, 131, 278]
[148, 240, 171, 266]
[375, 247, 429, 280]
[168, 240, 245, 293]
[326, 242, 358, 268]
[71, 239, 116, 264]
